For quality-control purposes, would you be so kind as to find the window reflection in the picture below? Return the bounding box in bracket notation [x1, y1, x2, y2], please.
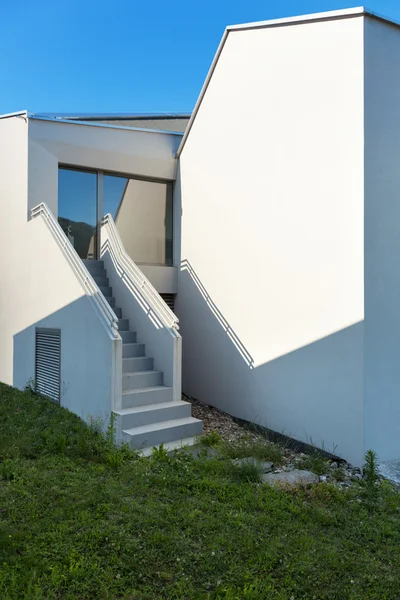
[58, 169, 97, 259]
[58, 168, 173, 266]
[104, 175, 173, 266]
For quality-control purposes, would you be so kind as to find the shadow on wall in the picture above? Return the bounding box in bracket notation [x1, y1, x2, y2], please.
[181, 259, 254, 368]
[178, 260, 364, 462]
[12, 295, 116, 423]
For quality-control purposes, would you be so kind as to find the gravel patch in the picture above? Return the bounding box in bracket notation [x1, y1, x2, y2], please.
[184, 394, 395, 490]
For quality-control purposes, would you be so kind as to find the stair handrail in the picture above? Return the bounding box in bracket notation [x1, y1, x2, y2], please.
[101, 213, 179, 331]
[31, 203, 120, 339]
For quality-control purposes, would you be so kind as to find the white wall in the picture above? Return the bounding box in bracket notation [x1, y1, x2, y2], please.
[115, 179, 171, 265]
[364, 16, 400, 462]
[178, 15, 365, 463]
[28, 119, 179, 293]
[0, 117, 120, 422]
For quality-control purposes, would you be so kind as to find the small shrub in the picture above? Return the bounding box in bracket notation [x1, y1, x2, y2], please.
[331, 465, 346, 482]
[151, 443, 169, 462]
[297, 453, 328, 476]
[199, 431, 222, 447]
[105, 412, 117, 448]
[361, 449, 380, 509]
[219, 439, 284, 466]
[229, 459, 263, 483]
[105, 450, 125, 469]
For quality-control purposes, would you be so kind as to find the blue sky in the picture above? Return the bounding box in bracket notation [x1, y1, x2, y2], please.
[1, 0, 399, 115]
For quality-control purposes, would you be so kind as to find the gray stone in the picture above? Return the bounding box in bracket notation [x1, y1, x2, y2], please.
[378, 460, 400, 486]
[231, 457, 273, 473]
[330, 462, 339, 469]
[262, 469, 319, 486]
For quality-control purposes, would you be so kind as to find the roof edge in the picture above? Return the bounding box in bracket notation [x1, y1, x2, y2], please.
[177, 6, 397, 158]
[33, 112, 191, 120]
[0, 110, 30, 120]
[28, 115, 184, 137]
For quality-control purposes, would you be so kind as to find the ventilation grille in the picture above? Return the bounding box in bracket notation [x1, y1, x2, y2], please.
[35, 328, 61, 403]
[160, 293, 175, 312]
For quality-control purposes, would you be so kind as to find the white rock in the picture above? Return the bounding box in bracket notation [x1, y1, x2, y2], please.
[262, 470, 319, 486]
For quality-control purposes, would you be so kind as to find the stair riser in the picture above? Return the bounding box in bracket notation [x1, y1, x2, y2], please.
[106, 297, 116, 308]
[123, 371, 162, 390]
[120, 404, 191, 429]
[118, 319, 129, 331]
[93, 277, 109, 287]
[123, 357, 153, 373]
[121, 331, 137, 343]
[82, 259, 104, 268]
[122, 343, 145, 358]
[100, 286, 113, 297]
[122, 387, 173, 409]
[123, 420, 203, 449]
[114, 307, 122, 319]
[87, 268, 107, 278]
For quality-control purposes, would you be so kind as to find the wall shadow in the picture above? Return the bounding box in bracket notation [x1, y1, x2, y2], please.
[13, 294, 116, 423]
[177, 260, 364, 463]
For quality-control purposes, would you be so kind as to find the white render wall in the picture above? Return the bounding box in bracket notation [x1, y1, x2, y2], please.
[0, 117, 119, 422]
[364, 16, 400, 462]
[177, 14, 366, 463]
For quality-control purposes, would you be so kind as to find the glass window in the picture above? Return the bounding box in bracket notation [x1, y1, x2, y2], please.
[57, 167, 173, 266]
[104, 175, 173, 266]
[58, 168, 97, 259]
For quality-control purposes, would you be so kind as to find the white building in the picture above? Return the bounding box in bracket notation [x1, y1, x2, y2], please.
[1, 7, 399, 464]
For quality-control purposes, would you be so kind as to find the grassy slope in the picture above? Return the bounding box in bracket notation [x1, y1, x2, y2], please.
[0, 383, 399, 600]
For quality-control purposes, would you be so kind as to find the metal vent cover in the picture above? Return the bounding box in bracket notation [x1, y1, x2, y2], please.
[160, 293, 175, 312]
[35, 328, 61, 403]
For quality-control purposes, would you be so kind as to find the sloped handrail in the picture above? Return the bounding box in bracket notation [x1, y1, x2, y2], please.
[101, 213, 179, 331]
[31, 203, 120, 339]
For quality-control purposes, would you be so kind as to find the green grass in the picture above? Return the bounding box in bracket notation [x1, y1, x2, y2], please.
[218, 438, 285, 466]
[1, 383, 400, 599]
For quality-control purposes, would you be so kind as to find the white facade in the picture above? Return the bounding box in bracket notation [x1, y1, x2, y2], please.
[2, 7, 400, 463]
[28, 118, 181, 293]
[177, 8, 400, 465]
[0, 115, 184, 430]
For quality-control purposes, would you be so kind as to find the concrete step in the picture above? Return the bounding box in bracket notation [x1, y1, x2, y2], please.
[83, 259, 104, 268]
[123, 356, 153, 373]
[114, 307, 122, 319]
[122, 386, 173, 409]
[123, 370, 162, 390]
[99, 286, 112, 297]
[122, 417, 203, 450]
[106, 297, 116, 308]
[89, 267, 107, 278]
[120, 330, 137, 343]
[122, 343, 145, 358]
[92, 276, 109, 287]
[118, 318, 129, 331]
[139, 437, 198, 457]
[115, 400, 191, 430]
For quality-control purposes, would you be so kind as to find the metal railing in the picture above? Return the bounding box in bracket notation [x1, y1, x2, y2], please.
[101, 213, 179, 331]
[30, 203, 120, 339]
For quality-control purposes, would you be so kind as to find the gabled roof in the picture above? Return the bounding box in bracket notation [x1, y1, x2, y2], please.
[176, 6, 399, 157]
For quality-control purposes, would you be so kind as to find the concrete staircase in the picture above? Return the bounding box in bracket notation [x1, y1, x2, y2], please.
[84, 259, 202, 450]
